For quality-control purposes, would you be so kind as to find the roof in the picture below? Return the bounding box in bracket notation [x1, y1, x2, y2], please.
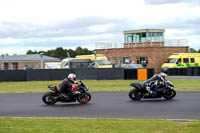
[0, 54, 60, 62]
[123, 29, 165, 34]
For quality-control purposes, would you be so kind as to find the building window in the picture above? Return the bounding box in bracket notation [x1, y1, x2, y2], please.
[24, 65, 35, 70]
[151, 32, 155, 42]
[191, 58, 195, 63]
[136, 57, 148, 65]
[127, 35, 133, 43]
[148, 32, 164, 42]
[141, 33, 146, 42]
[4, 62, 9, 70]
[120, 57, 131, 64]
[155, 32, 163, 42]
[183, 58, 189, 63]
[12, 62, 18, 70]
[125, 34, 133, 43]
[148, 32, 151, 41]
[135, 33, 141, 43]
[132, 34, 135, 43]
[125, 31, 164, 43]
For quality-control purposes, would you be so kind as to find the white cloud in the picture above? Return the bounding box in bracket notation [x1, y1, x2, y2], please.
[0, 0, 200, 54]
[89, 24, 113, 33]
[0, 0, 143, 24]
[0, 38, 22, 44]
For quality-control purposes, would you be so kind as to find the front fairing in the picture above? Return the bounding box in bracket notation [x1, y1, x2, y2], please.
[77, 81, 89, 92]
[166, 80, 174, 87]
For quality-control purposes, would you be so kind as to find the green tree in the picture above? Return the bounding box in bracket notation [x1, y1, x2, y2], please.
[75, 47, 93, 55]
[26, 50, 38, 54]
[189, 48, 198, 53]
[75, 47, 84, 55]
[53, 47, 67, 58]
[67, 49, 76, 57]
[26, 47, 93, 59]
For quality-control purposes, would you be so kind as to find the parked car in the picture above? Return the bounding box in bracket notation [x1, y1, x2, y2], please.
[24, 65, 35, 69]
[121, 64, 144, 69]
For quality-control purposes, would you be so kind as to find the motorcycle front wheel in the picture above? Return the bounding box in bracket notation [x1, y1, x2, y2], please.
[163, 90, 176, 100]
[42, 92, 57, 105]
[77, 93, 91, 104]
[129, 89, 143, 100]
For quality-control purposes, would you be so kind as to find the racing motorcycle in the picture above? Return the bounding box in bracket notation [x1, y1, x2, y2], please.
[42, 80, 91, 105]
[129, 80, 176, 100]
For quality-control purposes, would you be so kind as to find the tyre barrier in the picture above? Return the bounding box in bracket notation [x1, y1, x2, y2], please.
[0, 68, 155, 81]
[124, 68, 154, 80]
[172, 68, 178, 75]
[193, 67, 200, 76]
[167, 67, 200, 76]
[124, 69, 137, 79]
[147, 68, 155, 79]
[187, 67, 193, 76]
[167, 68, 173, 75]
[182, 68, 188, 75]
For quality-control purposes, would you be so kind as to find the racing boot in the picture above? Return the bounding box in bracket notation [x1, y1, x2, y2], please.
[146, 86, 153, 94]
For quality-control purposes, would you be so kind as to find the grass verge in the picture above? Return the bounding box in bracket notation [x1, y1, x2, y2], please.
[0, 79, 200, 93]
[0, 117, 200, 133]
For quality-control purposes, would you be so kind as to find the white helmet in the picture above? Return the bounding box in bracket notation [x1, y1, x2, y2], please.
[160, 72, 167, 79]
[68, 73, 76, 81]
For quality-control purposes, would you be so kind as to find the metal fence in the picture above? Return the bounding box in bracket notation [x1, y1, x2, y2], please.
[164, 39, 188, 47]
[95, 42, 124, 49]
[95, 39, 188, 49]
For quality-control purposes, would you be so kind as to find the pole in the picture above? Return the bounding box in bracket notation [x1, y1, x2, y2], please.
[67, 52, 70, 58]
[40, 53, 44, 69]
[1, 55, 4, 70]
[94, 51, 97, 68]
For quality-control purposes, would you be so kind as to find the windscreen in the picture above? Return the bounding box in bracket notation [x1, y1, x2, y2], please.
[97, 60, 112, 65]
[168, 58, 177, 63]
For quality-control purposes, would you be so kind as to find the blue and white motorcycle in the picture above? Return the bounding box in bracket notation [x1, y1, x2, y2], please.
[129, 80, 176, 100]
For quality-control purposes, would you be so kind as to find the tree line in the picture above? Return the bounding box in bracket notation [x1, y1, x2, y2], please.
[26, 47, 93, 59]
[189, 48, 200, 53]
[1, 47, 199, 57]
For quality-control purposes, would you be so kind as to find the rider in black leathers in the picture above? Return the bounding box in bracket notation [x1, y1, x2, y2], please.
[144, 72, 167, 94]
[57, 73, 76, 99]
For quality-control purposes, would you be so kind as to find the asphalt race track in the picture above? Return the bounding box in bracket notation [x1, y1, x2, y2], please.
[0, 91, 200, 120]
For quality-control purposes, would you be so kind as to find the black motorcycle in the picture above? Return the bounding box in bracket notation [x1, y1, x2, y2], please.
[42, 80, 91, 105]
[129, 80, 176, 100]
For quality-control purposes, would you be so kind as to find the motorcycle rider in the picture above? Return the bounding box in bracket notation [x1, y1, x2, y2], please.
[144, 72, 167, 94]
[57, 73, 77, 99]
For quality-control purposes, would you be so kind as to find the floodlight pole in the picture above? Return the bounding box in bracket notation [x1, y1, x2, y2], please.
[40, 53, 44, 69]
[94, 51, 97, 68]
[1, 55, 4, 70]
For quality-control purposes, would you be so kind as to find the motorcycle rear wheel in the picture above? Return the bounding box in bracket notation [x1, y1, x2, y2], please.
[42, 92, 57, 105]
[129, 89, 143, 100]
[77, 93, 91, 104]
[163, 90, 176, 100]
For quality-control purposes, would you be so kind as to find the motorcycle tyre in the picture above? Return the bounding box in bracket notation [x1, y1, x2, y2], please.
[163, 90, 176, 100]
[129, 89, 143, 100]
[77, 93, 91, 104]
[42, 92, 57, 105]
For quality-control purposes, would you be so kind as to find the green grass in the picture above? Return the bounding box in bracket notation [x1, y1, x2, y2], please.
[0, 79, 200, 93]
[0, 118, 200, 133]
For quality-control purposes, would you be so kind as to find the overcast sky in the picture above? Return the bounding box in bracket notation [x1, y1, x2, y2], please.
[0, 0, 200, 55]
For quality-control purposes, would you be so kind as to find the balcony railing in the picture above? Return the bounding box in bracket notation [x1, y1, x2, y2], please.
[95, 39, 188, 49]
[95, 41, 124, 49]
[164, 39, 188, 47]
